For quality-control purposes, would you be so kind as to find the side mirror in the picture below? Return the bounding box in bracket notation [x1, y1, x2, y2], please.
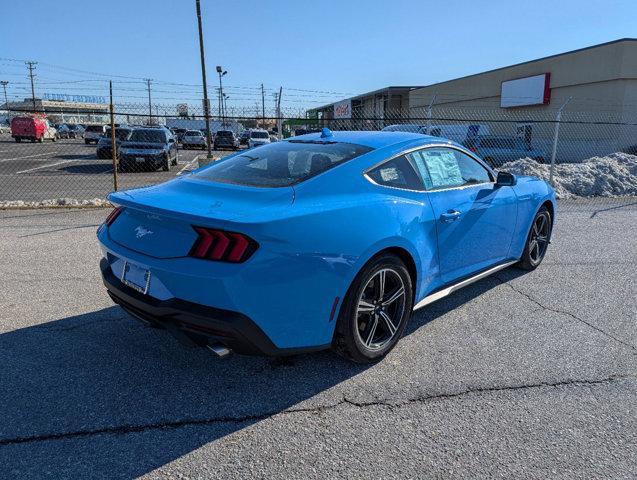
[496, 171, 516, 187]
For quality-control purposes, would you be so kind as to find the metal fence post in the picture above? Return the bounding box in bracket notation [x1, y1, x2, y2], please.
[426, 94, 436, 134]
[549, 96, 572, 185]
[109, 81, 118, 192]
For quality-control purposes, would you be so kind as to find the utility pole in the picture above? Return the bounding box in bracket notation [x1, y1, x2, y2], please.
[26, 61, 37, 113]
[261, 83, 265, 126]
[196, 0, 213, 159]
[216, 66, 227, 124]
[0, 81, 8, 120]
[223, 94, 229, 119]
[144, 78, 153, 124]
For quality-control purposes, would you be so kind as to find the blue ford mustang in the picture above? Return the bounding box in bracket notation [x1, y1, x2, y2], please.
[97, 129, 555, 363]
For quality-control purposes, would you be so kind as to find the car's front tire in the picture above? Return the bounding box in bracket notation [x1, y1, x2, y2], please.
[517, 206, 552, 270]
[333, 253, 413, 363]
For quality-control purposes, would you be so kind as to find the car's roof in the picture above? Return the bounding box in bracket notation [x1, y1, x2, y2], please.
[289, 130, 442, 149]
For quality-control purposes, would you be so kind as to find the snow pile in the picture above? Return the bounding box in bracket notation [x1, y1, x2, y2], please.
[0, 198, 111, 209]
[500, 153, 637, 199]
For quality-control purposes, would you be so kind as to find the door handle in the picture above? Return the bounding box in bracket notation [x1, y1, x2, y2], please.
[441, 210, 461, 222]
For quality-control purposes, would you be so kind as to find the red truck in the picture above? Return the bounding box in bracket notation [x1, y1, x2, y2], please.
[11, 116, 58, 143]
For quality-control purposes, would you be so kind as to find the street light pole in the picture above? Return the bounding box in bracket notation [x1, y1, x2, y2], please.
[195, 0, 213, 159]
[216, 66, 227, 124]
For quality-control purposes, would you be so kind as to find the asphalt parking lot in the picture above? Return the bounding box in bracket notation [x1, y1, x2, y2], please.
[0, 134, 230, 202]
[0, 202, 635, 479]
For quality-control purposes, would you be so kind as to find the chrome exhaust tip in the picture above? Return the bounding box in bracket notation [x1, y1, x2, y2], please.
[206, 343, 232, 358]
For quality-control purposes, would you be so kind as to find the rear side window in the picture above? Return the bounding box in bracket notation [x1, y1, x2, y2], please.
[194, 141, 372, 187]
[367, 155, 423, 191]
[410, 148, 491, 189]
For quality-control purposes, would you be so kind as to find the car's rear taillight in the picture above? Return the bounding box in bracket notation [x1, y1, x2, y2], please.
[189, 227, 257, 263]
[104, 207, 123, 226]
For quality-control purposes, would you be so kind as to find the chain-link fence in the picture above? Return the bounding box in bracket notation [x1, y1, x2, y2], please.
[1, 102, 636, 211]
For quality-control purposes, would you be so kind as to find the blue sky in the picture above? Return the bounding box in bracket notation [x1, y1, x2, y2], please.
[1, 0, 636, 112]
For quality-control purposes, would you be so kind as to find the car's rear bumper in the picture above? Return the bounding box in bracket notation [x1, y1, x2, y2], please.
[119, 153, 165, 166]
[100, 258, 328, 356]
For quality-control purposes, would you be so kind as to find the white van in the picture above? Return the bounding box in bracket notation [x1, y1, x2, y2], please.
[382, 123, 489, 143]
[426, 124, 490, 143]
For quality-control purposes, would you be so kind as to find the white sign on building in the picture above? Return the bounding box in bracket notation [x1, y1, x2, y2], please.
[501, 73, 551, 108]
[333, 99, 352, 119]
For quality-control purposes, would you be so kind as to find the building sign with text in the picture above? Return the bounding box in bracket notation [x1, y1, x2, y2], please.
[333, 99, 352, 119]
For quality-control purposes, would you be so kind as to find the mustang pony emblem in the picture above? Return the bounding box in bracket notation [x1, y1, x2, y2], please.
[135, 226, 154, 238]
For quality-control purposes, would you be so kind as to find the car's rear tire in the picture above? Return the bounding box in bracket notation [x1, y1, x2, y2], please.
[333, 253, 413, 363]
[517, 206, 552, 270]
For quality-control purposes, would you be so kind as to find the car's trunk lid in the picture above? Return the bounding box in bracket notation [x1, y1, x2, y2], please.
[107, 177, 294, 258]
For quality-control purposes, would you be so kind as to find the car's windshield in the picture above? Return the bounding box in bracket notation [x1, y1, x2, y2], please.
[217, 131, 233, 137]
[194, 141, 373, 187]
[185, 130, 202, 136]
[250, 131, 269, 139]
[85, 125, 103, 132]
[128, 129, 166, 143]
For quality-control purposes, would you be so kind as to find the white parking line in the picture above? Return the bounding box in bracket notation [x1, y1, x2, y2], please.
[16, 159, 80, 174]
[178, 155, 200, 175]
[0, 152, 56, 163]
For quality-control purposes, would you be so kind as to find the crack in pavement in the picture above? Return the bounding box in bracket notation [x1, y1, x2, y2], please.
[18, 224, 100, 237]
[0, 374, 633, 447]
[494, 275, 637, 353]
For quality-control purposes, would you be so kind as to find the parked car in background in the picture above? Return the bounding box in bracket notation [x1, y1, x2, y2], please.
[96, 126, 133, 159]
[57, 124, 72, 139]
[68, 124, 84, 138]
[10, 116, 58, 143]
[84, 125, 106, 144]
[214, 130, 240, 150]
[118, 127, 178, 172]
[238, 130, 250, 146]
[248, 129, 270, 148]
[98, 129, 556, 362]
[171, 128, 187, 143]
[463, 136, 546, 167]
[182, 130, 207, 150]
